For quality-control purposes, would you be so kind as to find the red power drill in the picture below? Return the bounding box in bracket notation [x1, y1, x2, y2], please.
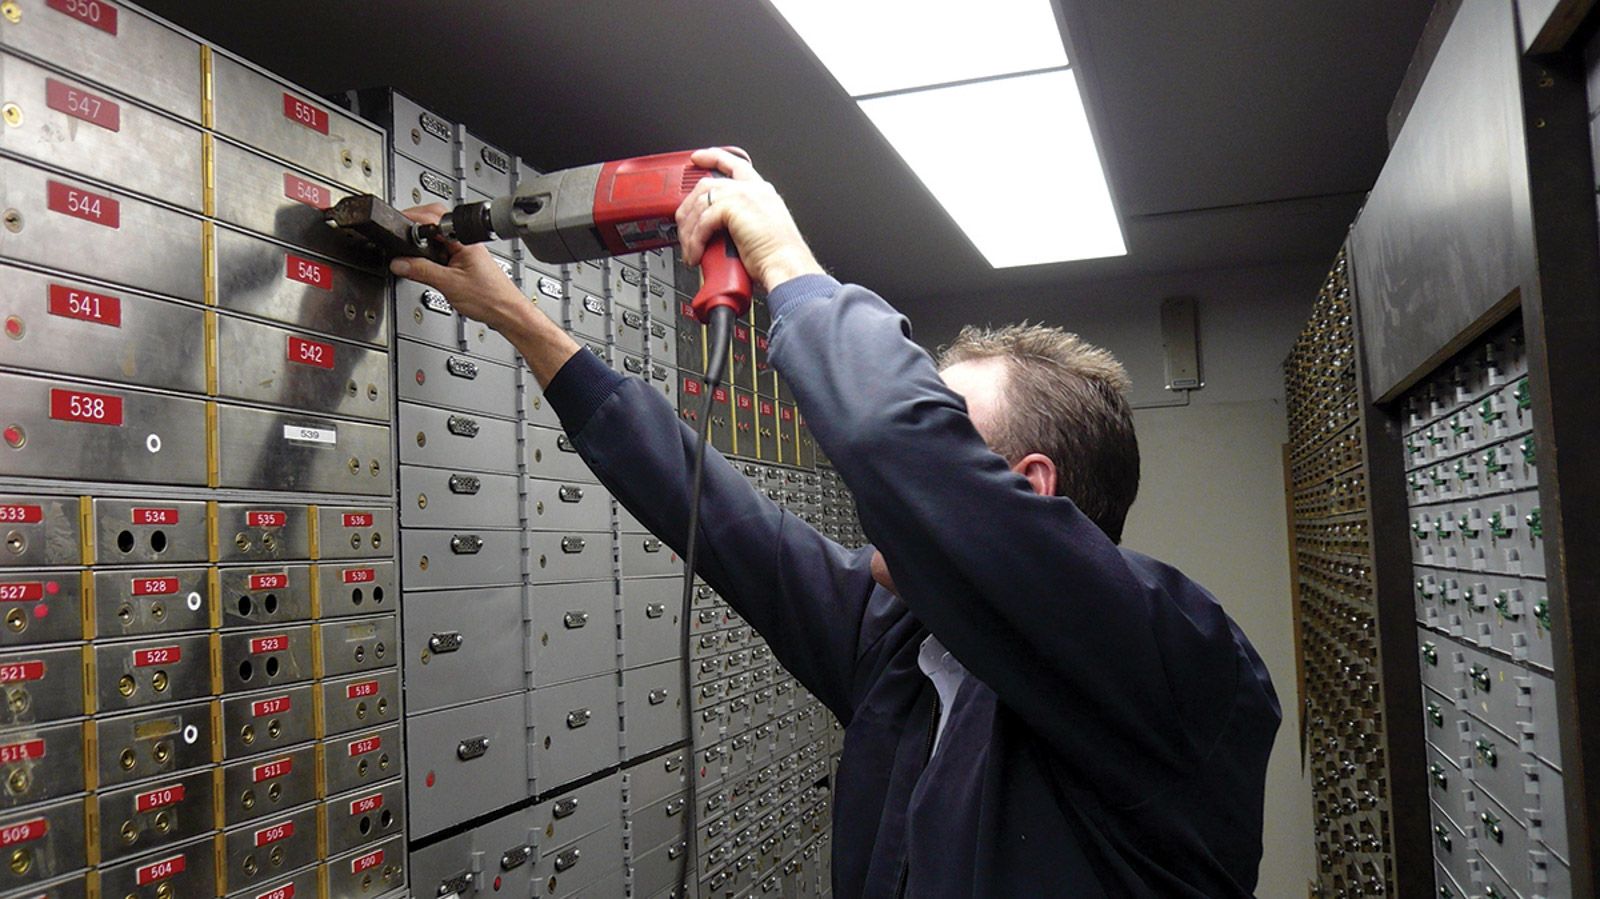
[421, 149, 752, 325]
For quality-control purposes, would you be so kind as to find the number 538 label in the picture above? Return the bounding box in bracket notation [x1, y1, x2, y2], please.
[49, 387, 124, 426]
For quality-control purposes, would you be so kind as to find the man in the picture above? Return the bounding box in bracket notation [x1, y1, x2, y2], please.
[393, 148, 1280, 897]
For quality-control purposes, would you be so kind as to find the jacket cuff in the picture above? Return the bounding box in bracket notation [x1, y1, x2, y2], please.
[544, 347, 626, 435]
[768, 274, 841, 332]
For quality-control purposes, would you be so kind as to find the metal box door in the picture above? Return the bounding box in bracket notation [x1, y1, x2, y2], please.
[528, 580, 616, 687]
[400, 527, 521, 590]
[535, 672, 620, 792]
[400, 584, 524, 713]
[404, 692, 529, 836]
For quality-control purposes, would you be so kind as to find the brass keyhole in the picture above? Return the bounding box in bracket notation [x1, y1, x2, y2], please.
[9, 847, 30, 875]
[117, 675, 136, 697]
[151, 671, 169, 692]
[4, 609, 23, 632]
[241, 789, 256, 810]
[119, 748, 136, 770]
[6, 769, 29, 794]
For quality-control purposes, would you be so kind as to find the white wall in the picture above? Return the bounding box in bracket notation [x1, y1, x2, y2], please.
[905, 261, 1321, 893]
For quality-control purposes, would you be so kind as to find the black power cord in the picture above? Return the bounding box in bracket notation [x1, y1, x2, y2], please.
[679, 303, 735, 896]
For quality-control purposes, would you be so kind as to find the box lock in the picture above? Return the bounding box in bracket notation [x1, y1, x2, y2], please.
[419, 288, 452, 315]
[560, 537, 585, 554]
[646, 603, 667, 619]
[501, 844, 532, 871]
[427, 631, 462, 654]
[1468, 664, 1491, 693]
[447, 474, 480, 495]
[455, 736, 489, 761]
[565, 708, 591, 729]
[449, 534, 482, 555]
[1475, 738, 1498, 768]
[649, 688, 669, 706]
[445, 415, 478, 438]
[562, 611, 588, 629]
[553, 847, 581, 873]
[445, 356, 478, 380]
[623, 355, 645, 375]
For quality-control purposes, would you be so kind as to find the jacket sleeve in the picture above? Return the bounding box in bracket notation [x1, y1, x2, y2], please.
[768, 277, 1245, 805]
[542, 347, 881, 723]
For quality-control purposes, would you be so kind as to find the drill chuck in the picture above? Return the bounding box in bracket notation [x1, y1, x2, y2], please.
[435, 200, 497, 246]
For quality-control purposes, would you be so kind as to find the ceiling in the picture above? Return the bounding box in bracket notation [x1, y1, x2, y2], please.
[141, 0, 1435, 313]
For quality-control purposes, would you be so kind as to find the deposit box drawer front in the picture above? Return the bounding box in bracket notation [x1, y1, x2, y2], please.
[322, 723, 401, 797]
[0, 494, 79, 568]
[214, 313, 390, 421]
[0, 51, 202, 210]
[315, 560, 397, 620]
[219, 682, 316, 760]
[313, 506, 394, 561]
[325, 834, 406, 899]
[0, 264, 207, 394]
[405, 692, 528, 837]
[220, 743, 319, 827]
[92, 566, 209, 640]
[398, 401, 519, 475]
[529, 580, 617, 686]
[398, 466, 520, 530]
[400, 528, 521, 590]
[88, 497, 207, 565]
[209, 54, 384, 195]
[92, 700, 212, 790]
[0, 569, 84, 648]
[93, 632, 212, 713]
[214, 404, 392, 496]
[213, 224, 389, 347]
[0, 372, 207, 486]
[0, 159, 204, 301]
[211, 137, 382, 269]
[0, 718, 84, 808]
[535, 672, 620, 792]
[320, 668, 400, 737]
[400, 584, 524, 713]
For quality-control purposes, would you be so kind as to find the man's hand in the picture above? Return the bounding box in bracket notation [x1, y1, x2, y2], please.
[390, 203, 579, 387]
[388, 204, 530, 335]
[675, 149, 825, 295]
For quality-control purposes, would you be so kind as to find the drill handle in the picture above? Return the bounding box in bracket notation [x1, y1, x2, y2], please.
[690, 233, 753, 324]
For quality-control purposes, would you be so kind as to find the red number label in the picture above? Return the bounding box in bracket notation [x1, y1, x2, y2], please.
[760, 401, 774, 415]
[47, 284, 122, 327]
[342, 513, 373, 528]
[0, 661, 45, 683]
[737, 394, 752, 410]
[0, 505, 42, 524]
[132, 507, 178, 525]
[284, 254, 333, 290]
[46, 180, 119, 228]
[251, 695, 291, 717]
[680, 302, 695, 318]
[45, 78, 120, 131]
[130, 577, 178, 597]
[254, 820, 294, 847]
[349, 792, 383, 816]
[252, 757, 292, 783]
[0, 583, 43, 603]
[757, 335, 770, 351]
[683, 377, 702, 396]
[347, 735, 380, 757]
[282, 172, 330, 209]
[350, 849, 384, 874]
[46, 0, 117, 34]
[734, 324, 749, 341]
[133, 645, 179, 667]
[0, 739, 45, 764]
[341, 567, 375, 585]
[249, 635, 288, 654]
[0, 817, 46, 847]
[248, 573, 288, 591]
[134, 783, 185, 812]
[256, 884, 296, 899]
[49, 388, 124, 426]
[136, 853, 186, 885]
[287, 335, 334, 370]
[346, 679, 378, 700]
[780, 407, 795, 421]
[282, 94, 329, 134]
[712, 387, 729, 403]
[247, 511, 287, 528]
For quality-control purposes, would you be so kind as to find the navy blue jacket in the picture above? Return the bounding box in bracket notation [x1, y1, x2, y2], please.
[543, 277, 1280, 898]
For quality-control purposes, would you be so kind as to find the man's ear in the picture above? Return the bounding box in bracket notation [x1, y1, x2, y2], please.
[1014, 452, 1057, 498]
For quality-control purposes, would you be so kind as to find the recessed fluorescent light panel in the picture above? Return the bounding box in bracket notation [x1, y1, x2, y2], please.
[769, 0, 1126, 266]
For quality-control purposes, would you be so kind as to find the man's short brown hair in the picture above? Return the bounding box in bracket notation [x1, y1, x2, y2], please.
[938, 324, 1140, 543]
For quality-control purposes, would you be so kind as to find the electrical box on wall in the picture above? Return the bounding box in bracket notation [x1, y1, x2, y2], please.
[1160, 296, 1203, 390]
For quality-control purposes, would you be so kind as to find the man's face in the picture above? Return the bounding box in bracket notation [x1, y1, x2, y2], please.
[939, 358, 1008, 448]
